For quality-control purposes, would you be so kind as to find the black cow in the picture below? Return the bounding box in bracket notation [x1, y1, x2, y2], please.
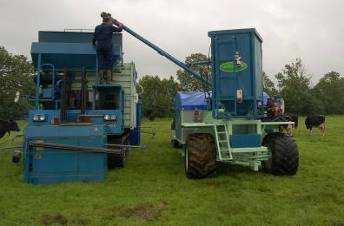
[0, 120, 20, 139]
[305, 115, 326, 136]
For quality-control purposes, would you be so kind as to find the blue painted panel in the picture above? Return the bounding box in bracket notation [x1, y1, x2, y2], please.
[37, 31, 122, 57]
[254, 36, 263, 99]
[33, 150, 77, 175]
[31, 42, 97, 69]
[230, 134, 262, 148]
[24, 124, 107, 184]
[77, 152, 106, 174]
[66, 110, 80, 122]
[39, 31, 94, 43]
[25, 124, 104, 138]
[31, 31, 122, 70]
[31, 42, 96, 55]
[27, 109, 123, 135]
[208, 28, 263, 118]
[38, 31, 122, 47]
[87, 110, 123, 134]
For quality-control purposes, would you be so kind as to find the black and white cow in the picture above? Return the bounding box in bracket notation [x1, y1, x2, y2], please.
[0, 120, 20, 139]
[305, 115, 326, 136]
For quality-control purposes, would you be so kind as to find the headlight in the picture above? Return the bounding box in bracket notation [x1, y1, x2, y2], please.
[103, 114, 116, 121]
[33, 114, 46, 122]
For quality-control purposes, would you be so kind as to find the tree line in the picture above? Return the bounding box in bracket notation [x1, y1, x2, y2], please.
[264, 58, 344, 115]
[0, 46, 343, 120]
[0, 47, 34, 119]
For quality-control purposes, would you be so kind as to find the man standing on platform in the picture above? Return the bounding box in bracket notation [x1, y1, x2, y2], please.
[93, 12, 123, 83]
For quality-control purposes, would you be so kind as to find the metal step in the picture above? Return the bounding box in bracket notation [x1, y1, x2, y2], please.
[214, 124, 233, 161]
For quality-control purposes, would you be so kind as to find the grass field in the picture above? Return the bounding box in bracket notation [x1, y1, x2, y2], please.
[0, 117, 343, 226]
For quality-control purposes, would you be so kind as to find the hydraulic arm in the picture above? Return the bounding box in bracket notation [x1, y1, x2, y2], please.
[113, 19, 212, 88]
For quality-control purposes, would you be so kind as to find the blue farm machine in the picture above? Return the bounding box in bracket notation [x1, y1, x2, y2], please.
[112, 20, 299, 179]
[23, 15, 298, 183]
[24, 30, 141, 184]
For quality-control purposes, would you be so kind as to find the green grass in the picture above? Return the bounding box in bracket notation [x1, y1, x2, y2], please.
[0, 117, 344, 225]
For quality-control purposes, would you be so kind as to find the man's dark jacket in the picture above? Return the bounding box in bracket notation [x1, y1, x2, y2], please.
[93, 23, 122, 51]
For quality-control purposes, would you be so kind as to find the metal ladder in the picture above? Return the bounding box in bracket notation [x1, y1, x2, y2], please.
[214, 124, 233, 161]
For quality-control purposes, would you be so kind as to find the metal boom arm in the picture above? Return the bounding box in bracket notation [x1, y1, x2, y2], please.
[119, 23, 211, 87]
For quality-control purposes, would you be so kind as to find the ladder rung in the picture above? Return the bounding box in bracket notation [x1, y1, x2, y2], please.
[220, 149, 230, 152]
[215, 124, 233, 161]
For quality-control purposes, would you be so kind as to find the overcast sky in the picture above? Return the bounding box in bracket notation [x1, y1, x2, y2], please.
[0, 0, 343, 83]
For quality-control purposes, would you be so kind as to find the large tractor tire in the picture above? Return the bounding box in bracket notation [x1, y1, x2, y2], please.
[263, 133, 299, 175]
[185, 133, 217, 179]
[108, 148, 127, 169]
[107, 135, 129, 169]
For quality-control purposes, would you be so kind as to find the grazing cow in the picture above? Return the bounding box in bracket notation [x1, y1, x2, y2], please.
[0, 120, 20, 139]
[305, 115, 326, 136]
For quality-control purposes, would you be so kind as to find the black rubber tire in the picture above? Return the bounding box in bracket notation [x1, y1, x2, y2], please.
[185, 133, 217, 179]
[263, 133, 299, 175]
[171, 139, 181, 148]
[108, 149, 127, 169]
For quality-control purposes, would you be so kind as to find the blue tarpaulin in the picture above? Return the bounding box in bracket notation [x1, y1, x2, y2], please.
[175, 91, 268, 110]
[175, 92, 210, 110]
[262, 92, 270, 106]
